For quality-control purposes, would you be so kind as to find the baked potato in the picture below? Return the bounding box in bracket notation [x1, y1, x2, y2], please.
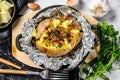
[32, 15, 83, 57]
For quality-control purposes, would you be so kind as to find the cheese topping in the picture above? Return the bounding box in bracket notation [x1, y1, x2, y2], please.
[33, 19, 80, 48]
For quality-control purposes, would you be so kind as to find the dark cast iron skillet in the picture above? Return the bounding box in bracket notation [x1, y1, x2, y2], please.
[15, 5, 102, 79]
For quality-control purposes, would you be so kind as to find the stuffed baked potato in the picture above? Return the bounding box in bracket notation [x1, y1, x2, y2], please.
[32, 14, 83, 57]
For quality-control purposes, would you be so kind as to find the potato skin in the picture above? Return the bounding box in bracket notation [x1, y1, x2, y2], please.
[36, 19, 50, 39]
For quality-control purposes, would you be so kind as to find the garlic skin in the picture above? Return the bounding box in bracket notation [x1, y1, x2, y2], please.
[84, 0, 111, 18]
[67, 0, 79, 7]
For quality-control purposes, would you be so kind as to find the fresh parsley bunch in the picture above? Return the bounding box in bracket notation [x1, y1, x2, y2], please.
[81, 22, 120, 80]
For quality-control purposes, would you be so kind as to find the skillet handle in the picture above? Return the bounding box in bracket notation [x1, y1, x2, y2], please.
[91, 25, 102, 44]
[16, 34, 23, 51]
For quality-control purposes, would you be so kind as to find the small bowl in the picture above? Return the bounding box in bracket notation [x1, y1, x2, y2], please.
[0, 0, 15, 29]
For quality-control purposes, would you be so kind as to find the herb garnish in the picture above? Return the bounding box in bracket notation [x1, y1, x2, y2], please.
[80, 22, 120, 80]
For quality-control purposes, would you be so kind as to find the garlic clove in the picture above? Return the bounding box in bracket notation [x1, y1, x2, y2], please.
[27, 3, 40, 11]
[84, 0, 111, 18]
[66, 0, 79, 7]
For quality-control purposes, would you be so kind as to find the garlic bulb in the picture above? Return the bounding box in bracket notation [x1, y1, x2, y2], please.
[67, 0, 79, 7]
[83, 0, 111, 18]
